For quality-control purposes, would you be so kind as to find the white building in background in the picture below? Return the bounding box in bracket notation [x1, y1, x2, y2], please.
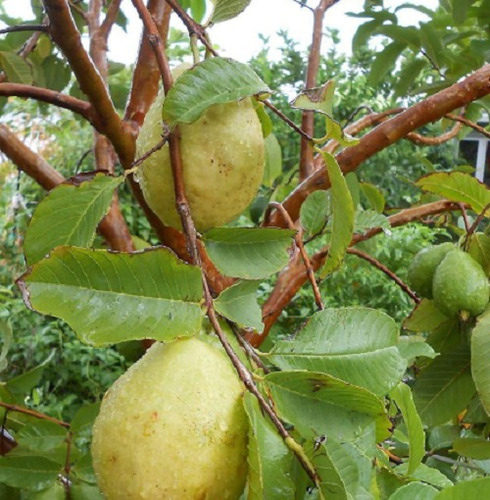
[459, 113, 490, 183]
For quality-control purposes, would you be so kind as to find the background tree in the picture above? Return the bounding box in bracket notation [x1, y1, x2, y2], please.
[1, 0, 490, 498]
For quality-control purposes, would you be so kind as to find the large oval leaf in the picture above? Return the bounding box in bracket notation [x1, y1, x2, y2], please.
[24, 173, 123, 266]
[266, 307, 405, 396]
[416, 172, 490, 215]
[208, 0, 251, 24]
[204, 227, 295, 279]
[413, 345, 475, 426]
[18, 246, 203, 346]
[162, 57, 271, 127]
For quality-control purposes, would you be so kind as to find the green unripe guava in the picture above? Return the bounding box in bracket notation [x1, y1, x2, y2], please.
[432, 250, 489, 317]
[91, 337, 248, 500]
[135, 67, 265, 232]
[407, 242, 455, 298]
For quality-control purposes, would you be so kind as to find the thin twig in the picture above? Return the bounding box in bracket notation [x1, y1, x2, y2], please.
[0, 24, 48, 34]
[269, 201, 324, 310]
[430, 454, 483, 471]
[446, 112, 490, 139]
[346, 247, 420, 304]
[263, 99, 315, 142]
[163, 0, 218, 55]
[0, 401, 70, 428]
[228, 322, 270, 374]
[467, 201, 490, 236]
[457, 202, 471, 232]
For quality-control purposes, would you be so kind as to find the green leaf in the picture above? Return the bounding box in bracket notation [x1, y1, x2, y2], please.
[28, 482, 66, 500]
[203, 227, 294, 279]
[395, 462, 453, 489]
[0, 456, 60, 491]
[466, 232, 490, 275]
[17, 247, 203, 346]
[24, 173, 123, 266]
[453, 437, 490, 460]
[6, 350, 55, 397]
[306, 440, 349, 500]
[397, 336, 437, 364]
[416, 172, 490, 215]
[266, 307, 405, 396]
[360, 182, 385, 213]
[390, 383, 425, 474]
[162, 57, 271, 127]
[368, 42, 406, 87]
[419, 22, 445, 69]
[71, 452, 97, 484]
[263, 134, 282, 188]
[70, 402, 100, 436]
[190, 0, 206, 22]
[300, 190, 330, 237]
[291, 82, 359, 147]
[389, 482, 438, 500]
[354, 210, 391, 234]
[70, 483, 104, 500]
[436, 477, 490, 499]
[244, 393, 295, 500]
[0, 51, 33, 84]
[471, 310, 490, 416]
[403, 299, 450, 333]
[41, 55, 71, 92]
[320, 153, 355, 278]
[208, 0, 251, 24]
[16, 421, 67, 452]
[413, 345, 476, 426]
[265, 370, 391, 442]
[214, 280, 263, 331]
[0, 319, 12, 373]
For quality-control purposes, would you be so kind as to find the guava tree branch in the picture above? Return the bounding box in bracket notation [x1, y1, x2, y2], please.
[99, 0, 123, 40]
[407, 120, 463, 145]
[42, 0, 135, 167]
[267, 63, 490, 227]
[299, 0, 340, 180]
[0, 83, 93, 121]
[0, 123, 133, 252]
[249, 200, 457, 346]
[0, 24, 48, 34]
[446, 112, 490, 139]
[124, 0, 172, 129]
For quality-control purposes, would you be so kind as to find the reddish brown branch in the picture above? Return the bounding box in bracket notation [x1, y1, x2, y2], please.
[407, 120, 463, 145]
[267, 63, 490, 228]
[0, 24, 48, 34]
[100, 0, 123, 40]
[0, 83, 94, 121]
[124, 0, 172, 129]
[0, 123, 133, 252]
[0, 401, 69, 428]
[346, 247, 420, 303]
[299, 0, 340, 180]
[446, 112, 490, 139]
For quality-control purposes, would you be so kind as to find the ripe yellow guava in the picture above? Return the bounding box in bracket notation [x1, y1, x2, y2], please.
[91, 337, 248, 500]
[135, 69, 265, 231]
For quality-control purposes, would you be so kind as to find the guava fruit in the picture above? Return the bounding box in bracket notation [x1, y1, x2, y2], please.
[91, 337, 248, 500]
[432, 250, 489, 317]
[407, 242, 455, 298]
[135, 68, 265, 231]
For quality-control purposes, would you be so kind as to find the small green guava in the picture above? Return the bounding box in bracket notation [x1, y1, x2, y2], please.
[135, 67, 265, 231]
[432, 250, 489, 317]
[91, 337, 248, 500]
[407, 242, 455, 299]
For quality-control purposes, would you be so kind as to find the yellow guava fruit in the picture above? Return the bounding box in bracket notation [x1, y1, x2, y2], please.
[91, 337, 248, 500]
[135, 69, 265, 231]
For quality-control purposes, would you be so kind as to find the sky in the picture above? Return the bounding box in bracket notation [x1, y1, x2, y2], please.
[1, 0, 437, 65]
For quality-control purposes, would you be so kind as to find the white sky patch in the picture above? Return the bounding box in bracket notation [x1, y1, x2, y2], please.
[2, 0, 437, 65]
